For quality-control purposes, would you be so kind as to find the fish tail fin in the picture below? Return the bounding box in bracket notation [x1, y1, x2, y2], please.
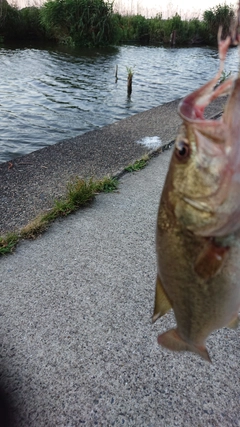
[157, 329, 211, 363]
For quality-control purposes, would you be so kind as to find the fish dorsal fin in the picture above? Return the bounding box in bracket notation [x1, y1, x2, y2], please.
[152, 275, 172, 323]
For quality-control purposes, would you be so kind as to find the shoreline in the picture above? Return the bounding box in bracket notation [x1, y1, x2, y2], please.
[0, 96, 226, 235]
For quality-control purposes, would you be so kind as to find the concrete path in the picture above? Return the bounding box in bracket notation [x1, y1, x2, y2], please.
[0, 96, 226, 235]
[1, 149, 239, 426]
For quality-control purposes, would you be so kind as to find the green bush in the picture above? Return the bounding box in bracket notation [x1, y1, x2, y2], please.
[113, 13, 207, 46]
[203, 4, 235, 43]
[148, 14, 164, 44]
[19, 6, 45, 38]
[110, 13, 127, 42]
[128, 15, 150, 42]
[111, 14, 134, 42]
[0, 1, 45, 41]
[0, 1, 21, 39]
[40, 0, 119, 46]
[160, 14, 206, 45]
[0, 1, 234, 47]
[111, 14, 151, 43]
[163, 14, 183, 40]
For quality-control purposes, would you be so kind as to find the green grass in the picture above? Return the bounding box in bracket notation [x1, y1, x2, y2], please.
[126, 66, 134, 78]
[39, 0, 118, 47]
[218, 70, 231, 84]
[124, 156, 149, 172]
[0, 175, 118, 256]
[95, 176, 118, 193]
[0, 233, 19, 255]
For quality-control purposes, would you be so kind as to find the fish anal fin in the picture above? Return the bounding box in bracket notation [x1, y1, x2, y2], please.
[157, 329, 211, 363]
[194, 241, 229, 280]
[227, 315, 239, 330]
[152, 275, 172, 323]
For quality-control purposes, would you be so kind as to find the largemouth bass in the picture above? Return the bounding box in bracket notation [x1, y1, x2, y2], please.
[153, 33, 240, 362]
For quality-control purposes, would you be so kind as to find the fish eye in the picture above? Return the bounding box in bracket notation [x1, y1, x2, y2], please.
[175, 140, 190, 160]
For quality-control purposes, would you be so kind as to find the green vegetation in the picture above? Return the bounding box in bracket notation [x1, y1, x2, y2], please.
[0, 1, 45, 40]
[0, 156, 156, 255]
[0, 175, 118, 255]
[39, 0, 118, 46]
[217, 69, 232, 85]
[94, 176, 118, 192]
[203, 4, 235, 43]
[124, 156, 149, 172]
[116, 5, 235, 46]
[0, 233, 19, 255]
[0, 1, 236, 47]
[126, 66, 134, 78]
[126, 66, 134, 96]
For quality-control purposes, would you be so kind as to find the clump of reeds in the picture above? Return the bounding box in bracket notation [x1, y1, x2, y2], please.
[203, 4, 235, 42]
[126, 66, 134, 97]
[39, 0, 118, 47]
[1, 1, 235, 47]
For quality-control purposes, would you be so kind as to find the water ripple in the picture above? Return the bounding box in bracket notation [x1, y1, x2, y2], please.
[0, 43, 238, 163]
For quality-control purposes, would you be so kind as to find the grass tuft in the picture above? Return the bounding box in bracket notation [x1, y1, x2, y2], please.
[0, 233, 19, 255]
[66, 177, 97, 207]
[126, 66, 134, 78]
[124, 156, 149, 172]
[95, 176, 119, 193]
[20, 216, 49, 239]
[0, 175, 119, 256]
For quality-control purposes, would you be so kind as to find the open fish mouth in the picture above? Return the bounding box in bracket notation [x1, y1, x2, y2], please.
[178, 28, 238, 124]
[178, 4, 240, 125]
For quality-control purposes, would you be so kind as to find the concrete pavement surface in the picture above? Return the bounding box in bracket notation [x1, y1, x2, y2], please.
[1, 149, 239, 426]
[0, 96, 226, 235]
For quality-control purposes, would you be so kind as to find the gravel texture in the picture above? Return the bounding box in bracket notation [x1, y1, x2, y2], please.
[1, 150, 239, 426]
[0, 96, 239, 426]
[0, 97, 225, 234]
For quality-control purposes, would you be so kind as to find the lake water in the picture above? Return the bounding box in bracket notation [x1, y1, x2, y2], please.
[0, 42, 239, 163]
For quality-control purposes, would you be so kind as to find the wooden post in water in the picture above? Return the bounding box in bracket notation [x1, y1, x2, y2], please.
[170, 30, 176, 46]
[127, 67, 133, 97]
[115, 65, 118, 83]
[127, 74, 132, 96]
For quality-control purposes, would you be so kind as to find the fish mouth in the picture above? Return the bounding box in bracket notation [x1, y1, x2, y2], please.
[178, 36, 234, 123]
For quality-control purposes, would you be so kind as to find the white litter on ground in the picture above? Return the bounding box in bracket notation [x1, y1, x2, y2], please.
[136, 136, 163, 149]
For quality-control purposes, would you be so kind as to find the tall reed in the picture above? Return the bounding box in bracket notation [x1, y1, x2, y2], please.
[39, 0, 118, 46]
[203, 4, 235, 43]
[0, 1, 235, 47]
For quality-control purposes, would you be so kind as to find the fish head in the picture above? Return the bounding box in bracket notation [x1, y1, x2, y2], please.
[166, 37, 240, 237]
[167, 117, 230, 235]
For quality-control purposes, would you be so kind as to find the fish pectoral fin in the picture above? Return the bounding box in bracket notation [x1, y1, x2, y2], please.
[194, 241, 229, 280]
[152, 275, 172, 323]
[157, 329, 212, 363]
[227, 315, 239, 330]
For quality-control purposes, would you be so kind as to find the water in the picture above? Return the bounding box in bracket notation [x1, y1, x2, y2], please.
[0, 42, 239, 163]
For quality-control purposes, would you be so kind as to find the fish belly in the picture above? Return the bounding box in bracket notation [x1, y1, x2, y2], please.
[156, 218, 240, 360]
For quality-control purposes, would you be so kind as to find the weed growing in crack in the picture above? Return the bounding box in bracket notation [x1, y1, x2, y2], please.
[0, 176, 119, 256]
